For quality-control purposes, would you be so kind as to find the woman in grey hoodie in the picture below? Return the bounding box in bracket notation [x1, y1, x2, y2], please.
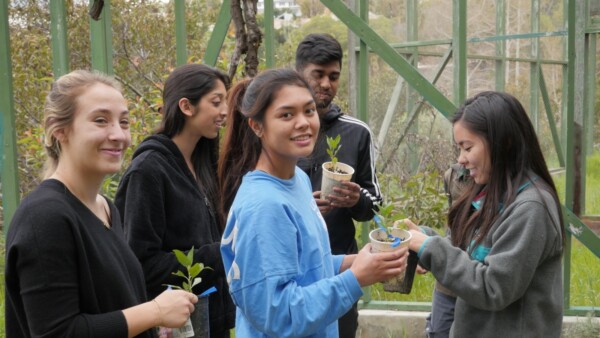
[404, 91, 565, 338]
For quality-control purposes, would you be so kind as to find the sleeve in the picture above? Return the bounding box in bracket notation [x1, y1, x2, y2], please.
[349, 127, 382, 221]
[7, 203, 128, 337]
[115, 168, 223, 295]
[418, 200, 561, 311]
[332, 255, 345, 274]
[223, 202, 362, 337]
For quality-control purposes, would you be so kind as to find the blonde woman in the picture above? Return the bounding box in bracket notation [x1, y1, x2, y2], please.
[5, 70, 197, 338]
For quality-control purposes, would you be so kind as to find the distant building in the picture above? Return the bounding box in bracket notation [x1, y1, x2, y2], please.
[257, 0, 302, 17]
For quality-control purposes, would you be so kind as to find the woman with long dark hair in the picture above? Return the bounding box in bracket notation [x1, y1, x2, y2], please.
[115, 64, 235, 337]
[218, 68, 409, 337]
[404, 91, 565, 337]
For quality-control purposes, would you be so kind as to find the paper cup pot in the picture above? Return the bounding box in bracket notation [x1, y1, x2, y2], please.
[369, 228, 418, 294]
[321, 162, 354, 201]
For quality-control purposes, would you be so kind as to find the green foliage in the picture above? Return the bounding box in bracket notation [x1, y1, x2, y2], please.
[326, 134, 342, 171]
[169, 247, 211, 293]
[377, 170, 448, 232]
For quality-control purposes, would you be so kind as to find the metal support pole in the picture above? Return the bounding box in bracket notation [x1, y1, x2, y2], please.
[530, 0, 540, 130]
[1, 0, 20, 231]
[264, 0, 275, 68]
[50, 0, 69, 77]
[175, 0, 187, 66]
[357, 0, 368, 122]
[89, 0, 114, 74]
[453, 0, 467, 105]
[203, 0, 231, 66]
[495, 0, 506, 91]
[407, 0, 419, 173]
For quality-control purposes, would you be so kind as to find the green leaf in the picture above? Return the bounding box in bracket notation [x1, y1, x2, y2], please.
[189, 263, 201, 279]
[173, 249, 190, 267]
[186, 246, 195, 267]
[183, 281, 191, 292]
[192, 277, 202, 288]
[172, 270, 187, 279]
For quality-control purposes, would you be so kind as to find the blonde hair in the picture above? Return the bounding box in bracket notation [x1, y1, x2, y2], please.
[43, 70, 122, 178]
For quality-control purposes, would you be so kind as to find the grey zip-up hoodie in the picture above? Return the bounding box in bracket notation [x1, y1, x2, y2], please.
[418, 183, 563, 338]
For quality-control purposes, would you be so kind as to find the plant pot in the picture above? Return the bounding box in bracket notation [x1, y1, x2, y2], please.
[369, 228, 417, 294]
[321, 161, 354, 201]
[172, 296, 209, 338]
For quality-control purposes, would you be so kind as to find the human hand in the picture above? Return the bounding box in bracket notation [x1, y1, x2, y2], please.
[350, 243, 409, 287]
[153, 289, 198, 328]
[329, 181, 360, 208]
[395, 218, 429, 253]
[416, 265, 429, 274]
[313, 191, 332, 215]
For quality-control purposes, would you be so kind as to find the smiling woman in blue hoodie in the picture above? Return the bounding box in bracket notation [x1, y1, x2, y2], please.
[115, 64, 235, 338]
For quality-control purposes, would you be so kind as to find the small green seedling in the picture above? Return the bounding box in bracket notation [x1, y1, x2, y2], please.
[326, 134, 342, 172]
[372, 204, 402, 247]
[170, 246, 212, 292]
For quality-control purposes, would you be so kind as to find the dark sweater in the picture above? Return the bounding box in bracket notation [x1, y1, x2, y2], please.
[114, 134, 235, 337]
[297, 104, 382, 254]
[5, 179, 153, 338]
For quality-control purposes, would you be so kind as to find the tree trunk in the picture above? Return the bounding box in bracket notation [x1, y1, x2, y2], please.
[229, 0, 262, 79]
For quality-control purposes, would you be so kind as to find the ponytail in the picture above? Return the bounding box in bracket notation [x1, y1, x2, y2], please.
[218, 79, 261, 222]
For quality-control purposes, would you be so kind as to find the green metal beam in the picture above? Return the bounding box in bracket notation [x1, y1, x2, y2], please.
[453, 0, 466, 105]
[89, 0, 113, 74]
[203, 0, 231, 66]
[563, 0, 577, 310]
[175, 0, 187, 66]
[357, 0, 368, 123]
[584, 34, 596, 156]
[1, 0, 20, 231]
[50, 0, 69, 77]
[564, 207, 600, 259]
[495, 0, 506, 91]
[263, 0, 275, 68]
[321, 0, 456, 117]
[530, 0, 540, 130]
[373, 30, 569, 51]
[406, 0, 419, 173]
[412, 51, 566, 65]
[539, 66, 565, 167]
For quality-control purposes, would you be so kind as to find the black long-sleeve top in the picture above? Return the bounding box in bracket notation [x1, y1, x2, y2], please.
[5, 179, 153, 338]
[114, 134, 235, 337]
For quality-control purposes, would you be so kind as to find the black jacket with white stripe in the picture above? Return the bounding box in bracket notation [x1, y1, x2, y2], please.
[298, 103, 382, 255]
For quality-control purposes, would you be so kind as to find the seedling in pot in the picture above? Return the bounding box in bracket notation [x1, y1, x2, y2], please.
[372, 207, 401, 248]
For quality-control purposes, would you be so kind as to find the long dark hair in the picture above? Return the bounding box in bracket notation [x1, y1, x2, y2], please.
[218, 68, 312, 222]
[159, 63, 230, 230]
[448, 91, 565, 251]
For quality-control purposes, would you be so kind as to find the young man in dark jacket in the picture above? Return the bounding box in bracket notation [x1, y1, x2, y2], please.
[296, 33, 383, 338]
